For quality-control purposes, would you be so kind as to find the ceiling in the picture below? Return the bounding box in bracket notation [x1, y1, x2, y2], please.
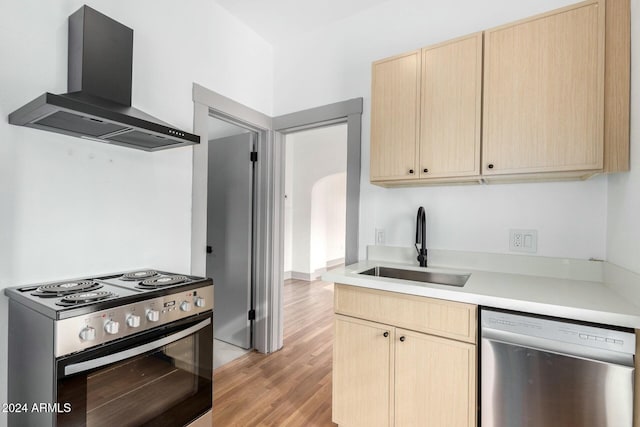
[216, 0, 391, 45]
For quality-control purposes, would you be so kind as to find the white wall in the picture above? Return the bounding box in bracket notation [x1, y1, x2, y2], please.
[607, 0, 640, 274]
[319, 174, 347, 265]
[0, 1, 273, 424]
[274, 0, 609, 262]
[310, 173, 347, 271]
[284, 124, 347, 277]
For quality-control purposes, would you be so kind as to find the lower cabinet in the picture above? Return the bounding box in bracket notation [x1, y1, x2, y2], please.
[333, 285, 477, 427]
[394, 328, 476, 427]
[333, 316, 392, 427]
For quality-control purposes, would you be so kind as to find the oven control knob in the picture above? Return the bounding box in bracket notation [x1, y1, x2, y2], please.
[194, 296, 205, 308]
[180, 301, 192, 312]
[79, 326, 96, 341]
[147, 310, 160, 322]
[127, 315, 141, 328]
[104, 320, 120, 335]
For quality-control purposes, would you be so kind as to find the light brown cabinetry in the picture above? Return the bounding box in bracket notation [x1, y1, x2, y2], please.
[333, 316, 392, 427]
[370, 0, 629, 186]
[482, 0, 605, 179]
[395, 329, 476, 427]
[420, 33, 482, 180]
[332, 285, 477, 427]
[370, 51, 421, 181]
[370, 34, 482, 185]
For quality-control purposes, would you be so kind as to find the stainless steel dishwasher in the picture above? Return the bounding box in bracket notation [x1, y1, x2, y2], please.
[481, 308, 636, 427]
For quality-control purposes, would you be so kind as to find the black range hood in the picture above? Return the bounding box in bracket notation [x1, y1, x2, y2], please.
[9, 5, 199, 151]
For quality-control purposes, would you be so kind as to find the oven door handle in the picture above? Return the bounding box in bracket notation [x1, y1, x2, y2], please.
[63, 317, 211, 377]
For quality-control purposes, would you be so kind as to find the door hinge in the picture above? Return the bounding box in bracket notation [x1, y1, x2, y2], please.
[206, 245, 212, 254]
[250, 151, 258, 162]
[248, 309, 256, 321]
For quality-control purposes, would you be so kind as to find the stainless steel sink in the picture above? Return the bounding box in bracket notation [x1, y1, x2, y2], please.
[359, 266, 469, 287]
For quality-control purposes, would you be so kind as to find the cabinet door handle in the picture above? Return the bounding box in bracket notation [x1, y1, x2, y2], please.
[487, 163, 494, 169]
[423, 168, 428, 173]
[399, 336, 406, 342]
[409, 169, 414, 174]
[383, 331, 389, 338]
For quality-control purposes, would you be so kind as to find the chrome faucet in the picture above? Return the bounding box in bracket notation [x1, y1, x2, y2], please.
[415, 207, 427, 267]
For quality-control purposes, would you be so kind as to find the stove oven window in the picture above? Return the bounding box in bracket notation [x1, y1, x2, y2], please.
[56, 314, 212, 427]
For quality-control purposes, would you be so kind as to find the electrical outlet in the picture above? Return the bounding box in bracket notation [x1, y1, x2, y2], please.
[375, 228, 386, 245]
[509, 229, 538, 253]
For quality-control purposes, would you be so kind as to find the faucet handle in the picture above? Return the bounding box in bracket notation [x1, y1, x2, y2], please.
[416, 246, 428, 267]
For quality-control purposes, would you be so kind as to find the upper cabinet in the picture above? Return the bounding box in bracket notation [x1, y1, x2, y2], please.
[370, 0, 630, 187]
[482, 1, 604, 179]
[420, 33, 482, 180]
[370, 34, 483, 185]
[370, 51, 421, 182]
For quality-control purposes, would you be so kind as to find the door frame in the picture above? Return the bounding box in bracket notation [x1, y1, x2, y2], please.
[192, 83, 362, 352]
[273, 98, 363, 267]
[192, 84, 276, 353]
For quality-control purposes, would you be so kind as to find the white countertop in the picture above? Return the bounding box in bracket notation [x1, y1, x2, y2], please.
[323, 260, 640, 329]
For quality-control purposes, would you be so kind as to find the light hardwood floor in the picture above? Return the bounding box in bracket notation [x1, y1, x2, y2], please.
[212, 278, 337, 426]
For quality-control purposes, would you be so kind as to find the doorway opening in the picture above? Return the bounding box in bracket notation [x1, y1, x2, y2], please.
[283, 123, 348, 281]
[207, 115, 256, 367]
[192, 83, 362, 354]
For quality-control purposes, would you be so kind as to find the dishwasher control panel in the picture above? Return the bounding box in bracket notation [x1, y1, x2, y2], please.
[481, 308, 635, 355]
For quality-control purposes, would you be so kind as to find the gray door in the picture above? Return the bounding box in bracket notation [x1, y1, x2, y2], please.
[207, 132, 254, 349]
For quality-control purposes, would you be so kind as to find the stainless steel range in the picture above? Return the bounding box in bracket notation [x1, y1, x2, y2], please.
[5, 269, 214, 427]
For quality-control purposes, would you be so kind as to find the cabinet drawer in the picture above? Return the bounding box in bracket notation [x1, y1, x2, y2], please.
[335, 284, 477, 343]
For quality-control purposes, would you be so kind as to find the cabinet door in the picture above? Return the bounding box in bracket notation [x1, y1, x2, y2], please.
[370, 51, 421, 182]
[420, 33, 482, 179]
[482, 0, 605, 175]
[395, 329, 476, 427]
[333, 316, 393, 427]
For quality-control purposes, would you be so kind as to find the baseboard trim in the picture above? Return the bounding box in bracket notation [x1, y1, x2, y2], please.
[285, 258, 346, 282]
[289, 271, 313, 281]
[326, 257, 345, 268]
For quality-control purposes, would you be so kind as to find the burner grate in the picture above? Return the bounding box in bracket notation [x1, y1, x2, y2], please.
[33, 281, 102, 298]
[120, 270, 159, 281]
[56, 291, 116, 306]
[137, 275, 189, 289]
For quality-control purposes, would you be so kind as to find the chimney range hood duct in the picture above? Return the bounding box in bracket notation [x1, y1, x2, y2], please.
[9, 5, 199, 151]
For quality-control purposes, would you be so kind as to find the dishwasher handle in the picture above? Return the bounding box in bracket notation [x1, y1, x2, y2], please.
[482, 327, 635, 368]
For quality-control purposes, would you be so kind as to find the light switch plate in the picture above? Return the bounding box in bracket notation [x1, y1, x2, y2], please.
[509, 229, 538, 253]
[375, 228, 386, 245]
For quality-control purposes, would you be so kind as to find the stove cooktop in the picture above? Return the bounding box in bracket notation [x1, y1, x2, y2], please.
[4, 269, 211, 320]
[57, 290, 118, 306]
[31, 280, 103, 297]
[97, 270, 192, 290]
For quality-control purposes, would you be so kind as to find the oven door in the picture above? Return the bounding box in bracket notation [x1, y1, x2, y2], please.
[56, 312, 212, 427]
